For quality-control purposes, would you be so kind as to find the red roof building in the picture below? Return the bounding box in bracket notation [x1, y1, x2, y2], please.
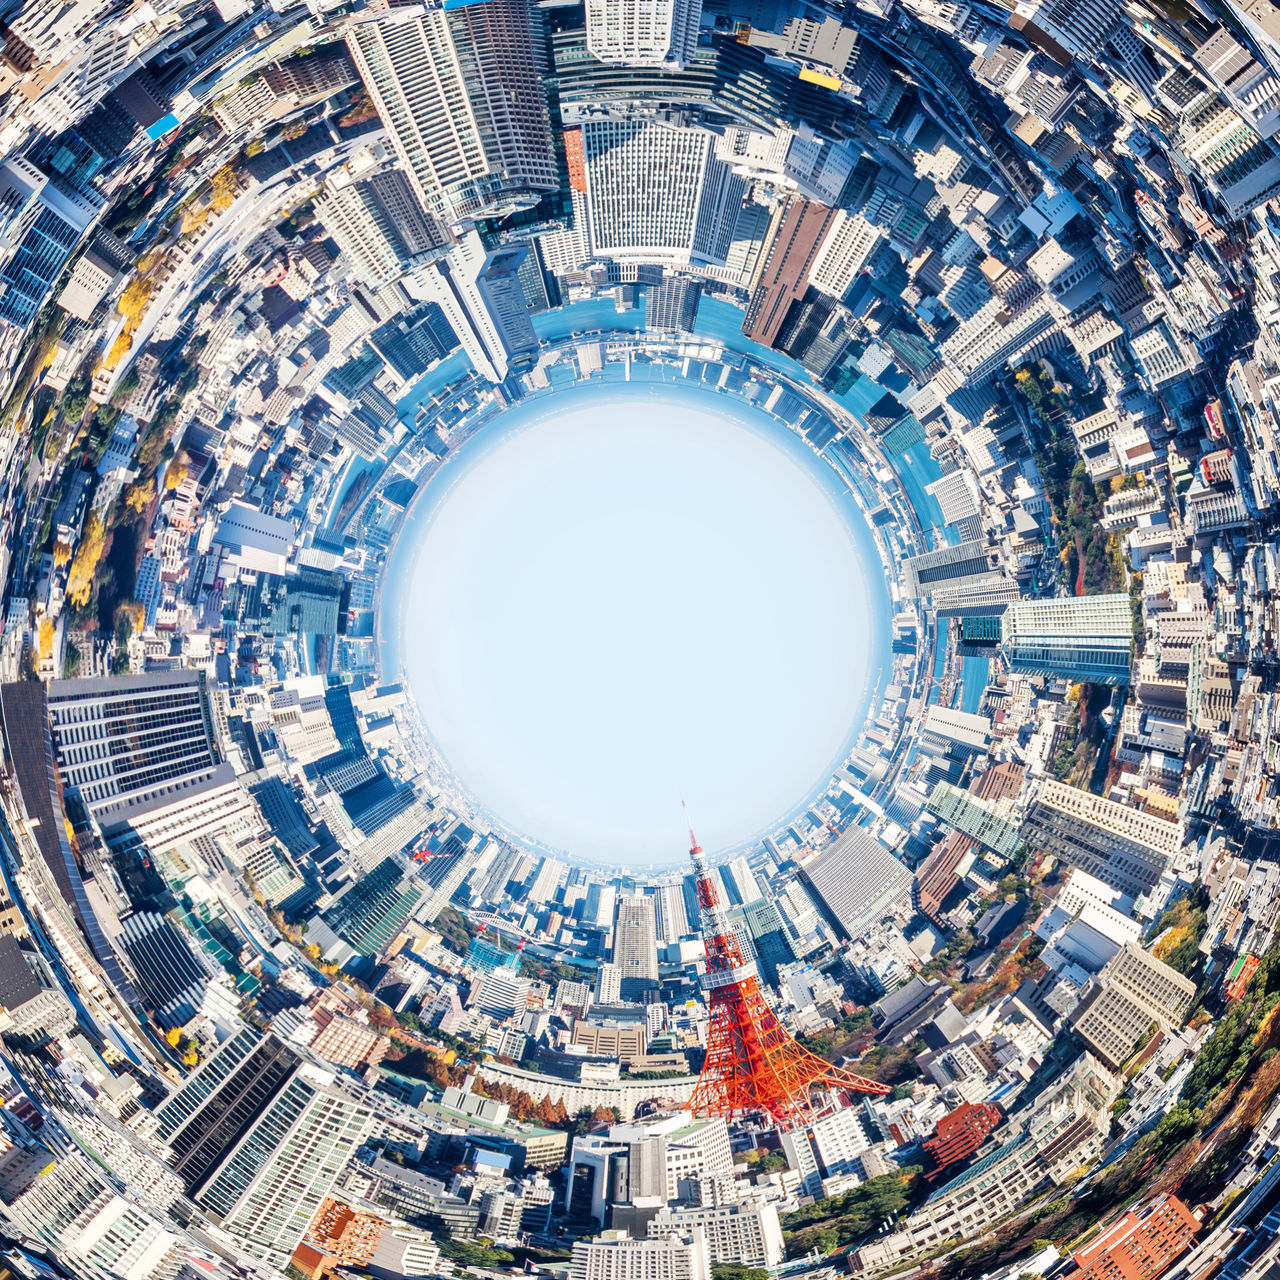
[922, 1101, 1002, 1180]
[1067, 1194, 1199, 1280]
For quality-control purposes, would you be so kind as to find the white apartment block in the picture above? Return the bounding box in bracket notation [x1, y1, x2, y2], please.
[809, 209, 887, 299]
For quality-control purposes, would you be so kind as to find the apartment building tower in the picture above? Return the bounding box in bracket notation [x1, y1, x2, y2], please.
[316, 169, 449, 288]
[612, 895, 660, 999]
[154, 1030, 373, 1269]
[346, 1, 558, 226]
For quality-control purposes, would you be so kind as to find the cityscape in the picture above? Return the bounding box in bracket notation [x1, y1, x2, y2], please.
[4, 0, 1280, 1278]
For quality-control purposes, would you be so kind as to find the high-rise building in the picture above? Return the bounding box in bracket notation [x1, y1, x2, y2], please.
[927, 781, 1022, 859]
[539, 184, 595, 276]
[260, 46, 359, 101]
[646, 277, 702, 331]
[808, 210, 889, 301]
[1001, 594, 1134, 684]
[722, 856, 762, 907]
[410, 231, 537, 382]
[55, 226, 131, 321]
[154, 1030, 374, 1269]
[35, 671, 257, 858]
[314, 857, 424, 959]
[583, 881, 618, 928]
[930, 577, 1022, 618]
[651, 883, 690, 942]
[918, 707, 993, 786]
[582, 119, 744, 269]
[781, 1107, 874, 1197]
[316, 169, 449, 288]
[568, 1113, 733, 1224]
[940, 294, 1060, 386]
[1011, 0, 1122, 62]
[368, 302, 458, 382]
[741, 196, 838, 348]
[901, 541, 1004, 600]
[733, 897, 798, 987]
[44, 670, 219, 809]
[118, 911, 239, 1030]
[1070, 943, 1196, 1069]
[347, 2, 558, 226]
[797, 829, 911, 943]
[527, 856, 567, 905]
[473, 966, 531, 1022]
[0, 1148, 181, 1280]
[612, 896, 660, 999]
[0, 156, 101, 332]
[1023, 779, 1183, 899]
[647, 1203, 784, 1269]
[595, 962, 623, 1003]
[585, 0, 701, 68]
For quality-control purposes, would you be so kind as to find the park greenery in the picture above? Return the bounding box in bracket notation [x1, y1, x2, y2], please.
[780, 1167, 922, 1256]
[1151, 888, 1210, 980]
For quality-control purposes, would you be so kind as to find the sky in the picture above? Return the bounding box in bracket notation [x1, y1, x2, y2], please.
[399, 382, 886, 865]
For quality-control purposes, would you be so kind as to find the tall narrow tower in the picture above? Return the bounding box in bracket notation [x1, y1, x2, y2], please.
[686, 821, 889, 1124]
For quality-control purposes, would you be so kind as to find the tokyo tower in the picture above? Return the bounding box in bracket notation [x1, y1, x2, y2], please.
[686, 817, 890, 1125]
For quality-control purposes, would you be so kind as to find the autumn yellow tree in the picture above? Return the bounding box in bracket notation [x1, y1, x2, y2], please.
[164, 459, 189, 491]
[52, 541, 72, 568]
[37, 617, 54, 661]
[124, 477, 156, 513]
[117, 273, 154, 323]
[65, 514, 106, 609]
[102, 331, 132, 372]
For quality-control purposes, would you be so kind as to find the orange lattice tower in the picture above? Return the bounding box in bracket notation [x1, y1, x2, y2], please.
[685, 816, 890, 1125]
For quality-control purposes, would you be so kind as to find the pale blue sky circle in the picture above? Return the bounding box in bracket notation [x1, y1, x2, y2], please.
[397, 381, 885, 864]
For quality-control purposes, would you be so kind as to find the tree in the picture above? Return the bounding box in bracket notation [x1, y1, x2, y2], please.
[65, 514, 106, 609]
[164, 459, 189, 491]
[712, 1267, 770, 1280]
[117, 273, 154, 324]
[102, 331, 132, 373]
[113, 601, 144, 653]
[780, 1167, 922, 1257]
[37, 617, 54, 661]
[124, 477, 155, 513]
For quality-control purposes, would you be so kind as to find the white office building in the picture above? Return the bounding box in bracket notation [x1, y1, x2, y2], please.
[648, 1203, 785, 1268]
[585, 0, 702, 68]
[583, 119, 744, 269]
